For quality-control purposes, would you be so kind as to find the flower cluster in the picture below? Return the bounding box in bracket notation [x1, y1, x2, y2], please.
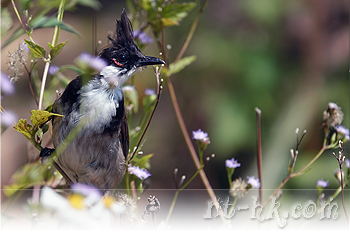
[229, 176, 260, 199]
[225, 156, 260, 199]
[323, 102, 349, 145]
[40, 184, 138, 229]
[7, 42, 29, 82]
[229, 177, 247, 198]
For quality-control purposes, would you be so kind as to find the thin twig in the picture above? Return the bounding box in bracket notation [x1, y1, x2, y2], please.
[255, 107, 262, 205]
[336, 141, 349, 224]
[167, 78, 225, 223]
[174, 0, 208, 63]
[127, 66, 163, 162]
[262, 145, 328, 208]
[38, 61, 50, 110]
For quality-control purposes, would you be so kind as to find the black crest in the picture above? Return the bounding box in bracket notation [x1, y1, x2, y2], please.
[114, 9, 136, 49]
[99, 9, 144, 67]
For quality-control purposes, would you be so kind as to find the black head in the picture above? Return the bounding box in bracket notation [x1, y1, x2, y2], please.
[99, 9, 164, 70]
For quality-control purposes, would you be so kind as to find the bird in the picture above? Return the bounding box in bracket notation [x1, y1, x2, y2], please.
[42, 10, 165, 191]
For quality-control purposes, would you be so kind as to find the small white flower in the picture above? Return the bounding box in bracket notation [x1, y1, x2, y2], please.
[335, 125, 350, 141]
[122, 85, 135, 92]
[128, 165, 151, 180]
[225, 158, 241, 169]
[317, 179, 329, 188]
[345, 159, 350, 169]
[192, 129, 209, 141]
[247, 176, 260, 189]
[144, 88, 156, 95]
[328, 102, 339, 110]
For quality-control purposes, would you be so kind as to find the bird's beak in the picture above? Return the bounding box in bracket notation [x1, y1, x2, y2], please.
[135, 56, 165, 67]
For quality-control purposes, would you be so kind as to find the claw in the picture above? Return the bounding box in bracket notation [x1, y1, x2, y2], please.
[39, 148, 55, 163]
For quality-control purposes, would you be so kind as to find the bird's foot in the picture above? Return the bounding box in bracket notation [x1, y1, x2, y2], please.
[39, 148, 55, 164]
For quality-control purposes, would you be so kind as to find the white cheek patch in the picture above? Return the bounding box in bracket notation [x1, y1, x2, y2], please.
[100, 65, 142, 88]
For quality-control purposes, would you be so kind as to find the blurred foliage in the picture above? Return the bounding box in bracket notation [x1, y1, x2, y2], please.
[1, 0, 349, 197]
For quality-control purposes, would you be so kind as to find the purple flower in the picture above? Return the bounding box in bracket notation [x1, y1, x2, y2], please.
[71, 183, 102, 204]
[49, 65, 59, 75]
[317, 179, 329, 188]
[144, 88, 156, 95]
[225, 158, 241, 169]
[20, 42, 30, 52]
[1, 110, 17, 127]
[1, 72, 15, 96]
[192, 129, 210, 145]
[133, 30, 153, 44]
[77, 52, 107, 71]
[346, 159, 350, 169]
[192, 129, 209, 141]
[335, 125, 350, 141]
[128, 165, 151, 180]
[247, 176, 260, 188]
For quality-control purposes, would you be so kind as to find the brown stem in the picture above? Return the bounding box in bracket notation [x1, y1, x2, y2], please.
[167, 78, 226, 222]
[127, 67, 163, 162]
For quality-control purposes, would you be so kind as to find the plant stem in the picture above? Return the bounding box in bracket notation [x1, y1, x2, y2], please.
[290, 146, 327, 178]
[127, 67, 163, 162]
[38, 61, 50, 110]
[11, 0, 27, 32]
[228, 197, 238, 217]
[165, 165, 203, 224]
[167, 78, 225, 222]
[340, 168, 349, 224]
[51, 0, 65, 46]
[174, 0, 207, 63]
[263, 145, 328, 207]
[255, 107, 262, 205]
[165, 191, 179, 223]
[125, 172, 130, 196]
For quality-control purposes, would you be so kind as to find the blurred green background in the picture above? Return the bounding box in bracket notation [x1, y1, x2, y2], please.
[1, 0, 349, 202]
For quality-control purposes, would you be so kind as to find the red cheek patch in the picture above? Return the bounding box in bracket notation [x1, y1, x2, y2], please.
[112, 58, 124, 67]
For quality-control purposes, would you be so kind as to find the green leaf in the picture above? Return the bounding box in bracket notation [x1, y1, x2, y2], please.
[165, 55, 197, 76]
[124, 86, 139, 113]
[291, 168, 312, 178]
[161, 3, 197, 27]
[31, 16, 80, 37]
[45, 104, 54, 113]
[143, 93, 157, 112]
[30, 110, 61, 131]
[48, 40, 68, 59]
[13, 119, 32, 140]
[1, 27, 25, 49]
[59, 64, 84, 75]
[126, 0, 136, 14]
[74, 0, 101, 10]
[3, 161, 55, 197]
[24, 39, 46, 58]
[1, 8, 13, 37]
[132, 154, 153, 169]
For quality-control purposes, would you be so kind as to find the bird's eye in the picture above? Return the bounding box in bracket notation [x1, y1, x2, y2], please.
[118, 54, 127, 62]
